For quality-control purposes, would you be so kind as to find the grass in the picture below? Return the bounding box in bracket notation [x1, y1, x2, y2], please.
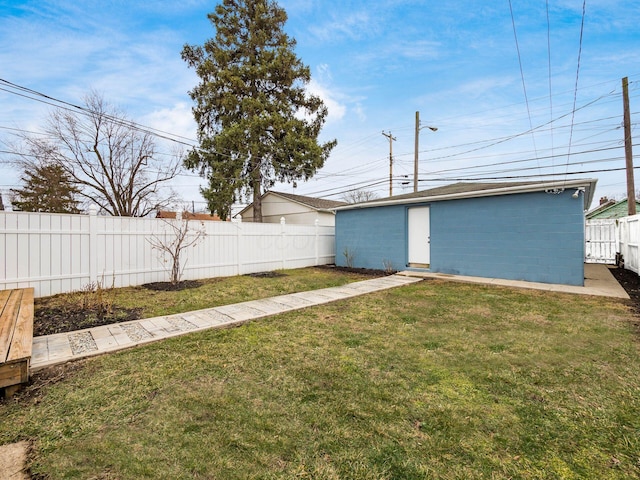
[2, 277, 640, 479]
[35, 267, 376, 322]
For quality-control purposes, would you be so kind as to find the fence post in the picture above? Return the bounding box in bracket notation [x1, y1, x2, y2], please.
[89, 205, 98, 285]
[236, 222, 242, 275]
[315, 218, 320, 265]
[281, 217, 286, 270]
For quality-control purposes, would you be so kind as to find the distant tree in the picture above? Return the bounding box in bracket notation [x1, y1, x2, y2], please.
[16, 92, 180, 217]
[11, 162, 82, 213]
[0, 191, 4, 211]
[181, 0, 336, 221]
[342, 190, 378, 204]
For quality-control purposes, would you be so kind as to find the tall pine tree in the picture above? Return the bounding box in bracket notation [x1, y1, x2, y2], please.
[181, 0, 336, 221]
[11, 163, 82, 213]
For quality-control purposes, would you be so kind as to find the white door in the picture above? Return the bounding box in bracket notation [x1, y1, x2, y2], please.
[408, 206, 430, 267]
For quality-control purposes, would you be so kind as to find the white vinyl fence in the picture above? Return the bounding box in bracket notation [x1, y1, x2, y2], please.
[585, 216, 640, 274]
[0, 210, 335, 298]
[617, 215, 640, 274]
[585, 219, 617, 264]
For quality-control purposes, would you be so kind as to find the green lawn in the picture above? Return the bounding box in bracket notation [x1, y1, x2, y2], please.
[36, 267, 376, 320]
[2, 276, 640, 479]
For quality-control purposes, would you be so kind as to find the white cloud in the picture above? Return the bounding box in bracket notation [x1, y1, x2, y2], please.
[308, 10, 377, 43]
[142, 102, 197, 147]
[353, 103, 367, 122]
[306, 79, 346, 123]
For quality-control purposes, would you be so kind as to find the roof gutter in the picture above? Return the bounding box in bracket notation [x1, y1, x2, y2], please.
[334, 179, 597, 212]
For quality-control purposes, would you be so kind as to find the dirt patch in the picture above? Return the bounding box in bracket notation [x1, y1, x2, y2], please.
[34, 306, 141, 336]
[141, 280, 203, 291]
[1, 361, 88, 407]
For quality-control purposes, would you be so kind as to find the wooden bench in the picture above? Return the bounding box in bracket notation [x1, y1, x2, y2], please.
[0, 288, 34, 397]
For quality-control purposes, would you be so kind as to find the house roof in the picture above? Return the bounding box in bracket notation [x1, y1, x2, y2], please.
[237, 191, 348, 217]
[586, 199, 616, 218]
[157, 211, 222, 221]
[586, 199, 640, 219]
[334, 179, 597, 212]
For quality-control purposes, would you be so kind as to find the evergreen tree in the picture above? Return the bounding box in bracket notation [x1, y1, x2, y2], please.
[11, 163, 82, 213]
[181, 0, 336, 221]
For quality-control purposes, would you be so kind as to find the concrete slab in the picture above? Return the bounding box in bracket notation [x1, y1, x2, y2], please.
[0, 441, 29, 480]
[31, 337, 48, 365]
[45, 335, 72, 361]
[137, 318, 168, 336]
[268, 295, 313, 309]
[87, 326, 120, 352]
[214, 304, 265, 321]
[246, 299, 292, 315]
[178, 312, 218, 329]
[193, 310, 234, 326]
[291, 291, 344, 304]
[398, 264, 629, 299]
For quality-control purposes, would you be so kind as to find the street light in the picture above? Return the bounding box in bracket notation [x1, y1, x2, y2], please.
[414, 111, 437, 193]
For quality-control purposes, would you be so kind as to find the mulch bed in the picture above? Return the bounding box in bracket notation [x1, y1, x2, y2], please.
[141, 280, 203, 291]
[314, 265, 390, 277]
[34, 306, 142, 337]
[609, 266, 640, 313]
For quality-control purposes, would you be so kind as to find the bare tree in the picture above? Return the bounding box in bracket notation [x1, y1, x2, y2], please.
[16, 92, 181, 216]
[147, 215, 207, 286]
[342, 189, 378, 204]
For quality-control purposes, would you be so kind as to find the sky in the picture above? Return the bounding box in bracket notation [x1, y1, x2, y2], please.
[1, 0, 639, 212]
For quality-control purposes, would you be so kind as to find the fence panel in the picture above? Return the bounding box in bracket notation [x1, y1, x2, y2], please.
[585, 219, 617, 264]
[0, 211, 335, 298]
[617, 215, 640, 274]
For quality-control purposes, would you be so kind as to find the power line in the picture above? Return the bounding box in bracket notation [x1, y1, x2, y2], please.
[508, 0, 541, 175]
[546, 0, 555, 175]
[421, 165, 640, 183]
[563, 0, 587, 183]
[424, 143, 638, 177]
[0, 79, 199, 147]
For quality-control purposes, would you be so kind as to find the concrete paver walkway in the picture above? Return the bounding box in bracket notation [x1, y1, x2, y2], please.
[30, 265, 628, 371]
[31, 274, 421, 371]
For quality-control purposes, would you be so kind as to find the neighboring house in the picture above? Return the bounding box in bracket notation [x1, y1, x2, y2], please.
[156, 211, 222, 221]
[334, 179, 597, 286]
[237, 191, 348, 226]
[586, 198, 640, 219]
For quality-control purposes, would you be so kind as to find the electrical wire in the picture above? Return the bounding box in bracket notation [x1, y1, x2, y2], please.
[508, 0, 541, 174]
[546, 0, 555, 174]
[563, 0, 587, 183]
[0, 79, 199, 147]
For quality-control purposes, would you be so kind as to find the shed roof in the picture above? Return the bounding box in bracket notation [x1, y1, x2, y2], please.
[237, 191, 348, 217]
[157, 211, 222, 221]
[334, 179, 597, 211]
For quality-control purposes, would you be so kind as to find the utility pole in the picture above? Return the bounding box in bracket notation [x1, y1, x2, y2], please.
[382, 131, 396, 196]
[623, 77, 636, 215]
[414, 112, 420, 193]
[414, 111, 437, 193]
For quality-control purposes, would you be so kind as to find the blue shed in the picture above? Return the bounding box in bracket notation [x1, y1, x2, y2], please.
[334, 180, 597, 286]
